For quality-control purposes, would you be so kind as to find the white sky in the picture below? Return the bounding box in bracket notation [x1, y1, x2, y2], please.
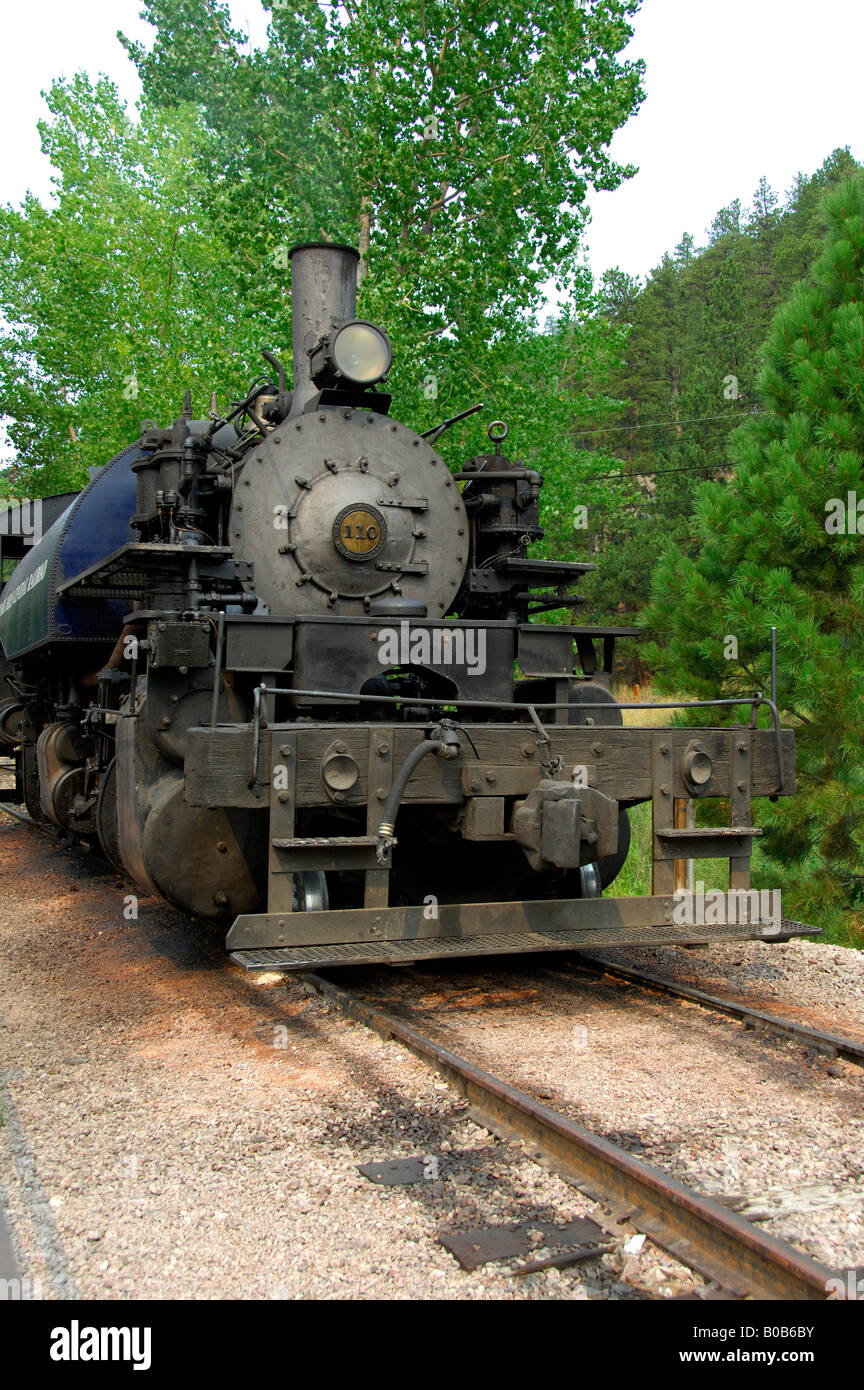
[0, 0, 861, 286]
[586, 0, 864, 281]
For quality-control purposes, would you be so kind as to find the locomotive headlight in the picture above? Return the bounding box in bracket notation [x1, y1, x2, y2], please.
[331, 321, 392, 384]
[310, 320, 392, 389]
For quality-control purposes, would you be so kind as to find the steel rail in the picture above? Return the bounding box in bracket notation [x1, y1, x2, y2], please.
[0, 802, 40, 830]
[0, 801, 841, 1298]
[574, 955, 864, 1066]
[303, 971, 838, 1300]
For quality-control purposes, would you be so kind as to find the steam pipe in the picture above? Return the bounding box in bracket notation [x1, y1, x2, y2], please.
[288, 243, 360, 415]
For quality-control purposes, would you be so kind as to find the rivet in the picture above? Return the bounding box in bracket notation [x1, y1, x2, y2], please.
[216, 841, 227, 853]
[213, 891, 228, 906]
[737, 780, 746, 792]
[376, 742, 390, 756]
[485, 772, 497, 785]
[660, 784, 670, 796]
[660, 744, 670, 755]
[278, 791, 290, 804]
[521, 744, 534, 758]
[592, 742, 603, 755]
[737, 741, 749, 754]
[376, 788, 387, 800]
[470, 779, 481, 792]
[280, 746, 292, 757]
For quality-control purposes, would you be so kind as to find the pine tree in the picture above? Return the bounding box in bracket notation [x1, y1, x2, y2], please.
[646, 178, 864, 944]
[574, 150, 863, 622]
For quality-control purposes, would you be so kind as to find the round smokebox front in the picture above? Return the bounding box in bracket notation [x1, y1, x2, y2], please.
[232, 408, 468, 617]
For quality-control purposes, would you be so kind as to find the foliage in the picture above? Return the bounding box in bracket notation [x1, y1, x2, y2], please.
[0, 80, 281, 495]
[573, 148, 863, 620]
[0, 0, 646, 500]
[645, 177, 864, 944]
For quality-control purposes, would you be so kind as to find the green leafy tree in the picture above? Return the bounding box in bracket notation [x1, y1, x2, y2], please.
[0, 78, 279, 494]
[119, 0, 645, 454]
[645, 177, 864, 944]
[1, 0, 645, 503]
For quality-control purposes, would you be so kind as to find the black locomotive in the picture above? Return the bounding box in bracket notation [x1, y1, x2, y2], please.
[0, 243, 808, 968]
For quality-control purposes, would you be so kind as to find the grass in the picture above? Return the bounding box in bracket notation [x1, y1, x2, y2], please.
[609, 684, 862, 946]
[609, 681, 734, 898]
[612, 679, 688, 728]
[613, 801, 729, 898]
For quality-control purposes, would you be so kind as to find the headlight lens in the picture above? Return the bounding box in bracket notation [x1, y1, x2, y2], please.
[331, 321, 392, 385]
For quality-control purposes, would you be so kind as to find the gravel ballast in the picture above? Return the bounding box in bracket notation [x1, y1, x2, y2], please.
[0, 818, 705, 1301]
[346, 943, 864, 1274]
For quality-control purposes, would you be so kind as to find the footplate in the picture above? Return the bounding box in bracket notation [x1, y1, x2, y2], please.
[230, 917, 818, 971]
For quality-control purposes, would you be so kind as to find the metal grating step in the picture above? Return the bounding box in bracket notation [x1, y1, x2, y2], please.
[230, 918, 818, 971]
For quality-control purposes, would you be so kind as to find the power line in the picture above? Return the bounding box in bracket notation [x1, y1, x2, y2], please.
[585, 462, 732, 482]
[574, 408, 761, 439]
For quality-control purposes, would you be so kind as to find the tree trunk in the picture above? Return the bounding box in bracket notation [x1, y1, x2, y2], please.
[358, 197, 371, 287]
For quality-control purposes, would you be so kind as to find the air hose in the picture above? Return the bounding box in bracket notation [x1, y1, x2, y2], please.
[376, 724, 461, 863]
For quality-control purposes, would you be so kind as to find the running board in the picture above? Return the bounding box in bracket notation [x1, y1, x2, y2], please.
[230, 918, 818, 971]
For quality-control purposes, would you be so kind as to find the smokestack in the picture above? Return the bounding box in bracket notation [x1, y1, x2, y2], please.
[288, 242, 359, 416]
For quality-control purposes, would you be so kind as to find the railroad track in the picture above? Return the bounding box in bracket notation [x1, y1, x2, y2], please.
[6, 795, 860, 1066]
[0, 801, 850, 1299]
[567, 955, 864, 1067]
[0, 802, 38, 830]
[303, 969, 841, 1300]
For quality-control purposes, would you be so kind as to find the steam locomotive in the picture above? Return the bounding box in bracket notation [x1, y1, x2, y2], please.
[0, 243, 808, 969]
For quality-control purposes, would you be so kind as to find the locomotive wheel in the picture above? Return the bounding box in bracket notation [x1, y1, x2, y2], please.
[21, 743, 49, 824]
[293, 871, 328, 912]
[595, 808, 631, 890]
[96, 759, 124, 871]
